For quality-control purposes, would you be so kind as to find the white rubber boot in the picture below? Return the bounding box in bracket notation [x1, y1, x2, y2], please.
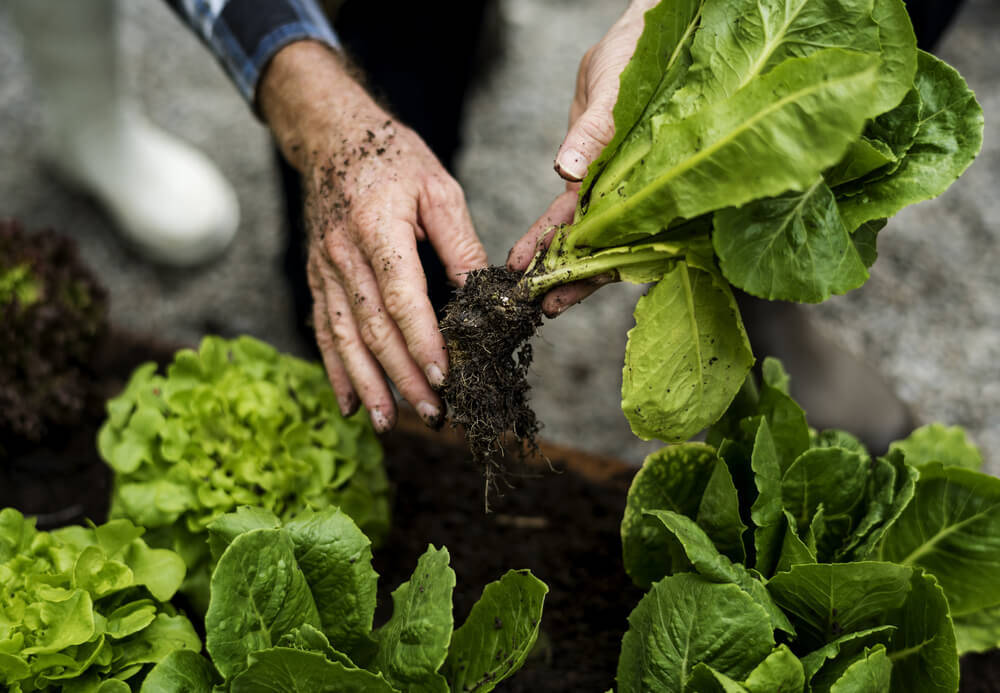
[8, 0, 240, 267]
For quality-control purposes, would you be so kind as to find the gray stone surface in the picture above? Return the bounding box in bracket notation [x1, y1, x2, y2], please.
[1, 0, 996, 470]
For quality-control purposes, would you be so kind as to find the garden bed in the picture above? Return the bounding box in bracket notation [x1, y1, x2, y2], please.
[0, 328, 179, 528]
[377, 411, 643, 691]
[3, 337, 999, 691]
[379, 413, 1000, 693]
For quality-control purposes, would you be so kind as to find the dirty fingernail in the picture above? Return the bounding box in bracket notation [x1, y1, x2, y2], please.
[370, 408, 391, 433]
[338, 393, 359, 417]
[555, 148, 588, 181]
[417, 400, 443, 429]
[426, 363, 446, 389]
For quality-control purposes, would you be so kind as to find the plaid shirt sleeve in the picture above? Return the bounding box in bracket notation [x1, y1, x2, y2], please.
[163, 0, 341, 105]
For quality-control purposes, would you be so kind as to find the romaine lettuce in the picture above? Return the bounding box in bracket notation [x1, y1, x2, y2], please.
[515, 0, 983, 444]
[142, 507, 547, 693]
[615, 359, 999, 691]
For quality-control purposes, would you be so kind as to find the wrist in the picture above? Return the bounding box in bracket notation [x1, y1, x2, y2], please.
[258, 40, 373, 172]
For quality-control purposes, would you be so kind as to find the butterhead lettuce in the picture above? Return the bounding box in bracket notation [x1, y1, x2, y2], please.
[0, 508, 198, 692]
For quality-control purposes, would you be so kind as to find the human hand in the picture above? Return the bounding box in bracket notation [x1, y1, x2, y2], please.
[508, 0, 660, 315]
[259, 41, 487, 432]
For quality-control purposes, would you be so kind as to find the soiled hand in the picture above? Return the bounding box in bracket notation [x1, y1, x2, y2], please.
[508, 0, 660, 315]
[259, 41, 487, 432]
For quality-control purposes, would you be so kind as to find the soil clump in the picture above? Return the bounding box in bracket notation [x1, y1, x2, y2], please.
[440, 266, 543, 503]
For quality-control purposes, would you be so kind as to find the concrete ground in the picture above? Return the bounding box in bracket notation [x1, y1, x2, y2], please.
[1, 0, 996, 471]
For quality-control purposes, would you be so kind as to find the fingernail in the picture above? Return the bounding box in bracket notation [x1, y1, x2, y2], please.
[338, 393, 358, 417]
[370, 408, 391, 433]
[426, 363, 446, 389]
[417, 401, 443, 429]
[555, 148, 588, 181]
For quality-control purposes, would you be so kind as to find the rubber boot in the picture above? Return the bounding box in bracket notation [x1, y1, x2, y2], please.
[738, 294, 914, 455]
[8, 0, 239, 267]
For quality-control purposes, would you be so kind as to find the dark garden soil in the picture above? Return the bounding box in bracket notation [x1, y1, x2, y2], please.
[0, 329, 181, 529]
[376, 411, 643, 692]
[3, 336, 999, 692]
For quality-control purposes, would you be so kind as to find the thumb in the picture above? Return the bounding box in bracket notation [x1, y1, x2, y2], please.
[554, 101, 616, 183]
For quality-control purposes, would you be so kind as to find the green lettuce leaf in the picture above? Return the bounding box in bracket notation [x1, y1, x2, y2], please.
[100, 336, 391, 612]
[617, 574, 775, 692]
[282, 509, 378, 659]
[883, 569, 958, 693]
[749, 418, 785, 577]
[953, 607, 1000, 655]
[888, 423, 983, 471]
[580, 0, 704, 200]
[876, 463, 1000, 616]
[800, 626, 896, 683]
[140, 649, 218, 693]
[205, 529, 322, 680]
[780, 447, 868, 542]
[644, 510, 794, 636]
[743, 645, 804, 692]
[574, 49, 882, 250]
[766, 562, 911, 649]
[823, 645, 891, 692]
[713, 179, 869, 303]
[622, 262, 753, 442]
[229, 648, 396, 693]
[837, 50, 984, 230]
[441, 570, 547, 693]
[373, 546, 454, 693]
[621, 443, 724, 587]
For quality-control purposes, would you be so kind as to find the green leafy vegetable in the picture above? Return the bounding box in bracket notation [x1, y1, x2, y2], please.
[510, 0, 982, 443]
[615, 357, 998, 690]
[0, 508, 197, 691]
[617, 573, 775, 692]
[144, 507, 546, 693]
[99, 335, 391, 612]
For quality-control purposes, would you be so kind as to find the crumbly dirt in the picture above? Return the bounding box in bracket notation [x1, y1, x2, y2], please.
[375, 424, 643, 692]
[439, 266, 544, 505]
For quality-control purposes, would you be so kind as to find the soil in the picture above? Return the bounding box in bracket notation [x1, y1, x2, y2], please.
[375, 413, 643, 691]
[0, 329, 182, 529]
[439, 266, 543, 504]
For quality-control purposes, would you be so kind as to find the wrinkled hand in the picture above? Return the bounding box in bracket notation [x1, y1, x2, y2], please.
[508, 0, 659, 316]
[260, 41, 487, 432]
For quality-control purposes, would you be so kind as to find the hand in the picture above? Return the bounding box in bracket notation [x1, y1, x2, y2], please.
[508, 0, 659, 315]
[259, 41, 487, 432]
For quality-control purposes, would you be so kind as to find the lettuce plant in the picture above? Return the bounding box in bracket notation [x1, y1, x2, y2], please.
[0, 508, 199, 692]
[98, 336, 390, 613]
[0, 220, 108, 454]
[142, 507, 548, 693]
[614, 358, 999, 691]
[445, 0, 983, 458]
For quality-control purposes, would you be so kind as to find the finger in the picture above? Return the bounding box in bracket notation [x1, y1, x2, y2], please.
[507, 190, 578, 272]
[554, 95, 617, 182]
[418, 173, 488, 287]
[316, 252, 398, 432]
[308, 253, 358, 415]
[362, 216, 449, 393]
[327, 233, 444, 428]
[540, 272, 616, 317]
